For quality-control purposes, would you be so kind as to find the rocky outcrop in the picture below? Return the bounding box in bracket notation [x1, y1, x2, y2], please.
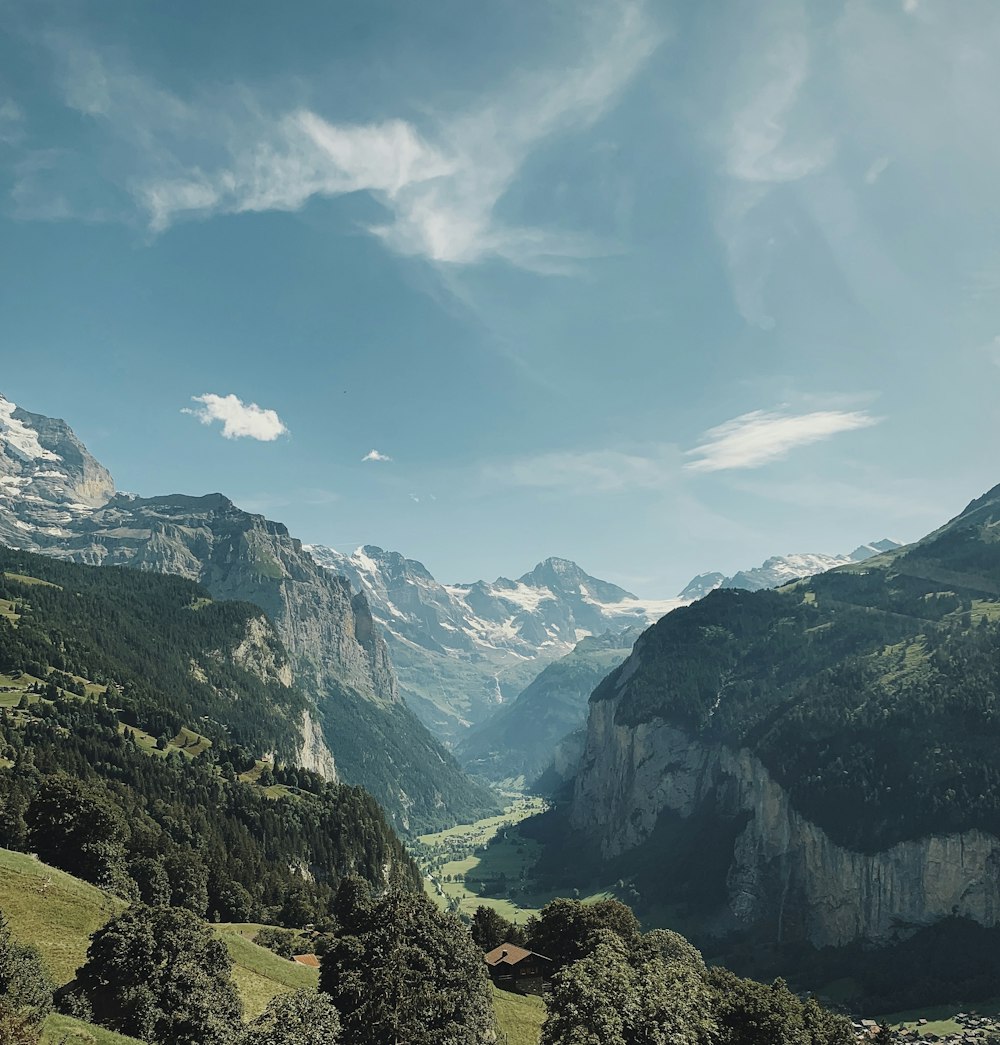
[0, 395, 115, 548]
[231, 614, 296, 690]
[571, 700, 1000, 948]
[298, 709, 338, 780]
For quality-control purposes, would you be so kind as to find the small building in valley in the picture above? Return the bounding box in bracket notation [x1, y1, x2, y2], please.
[483, 942, 551, 994]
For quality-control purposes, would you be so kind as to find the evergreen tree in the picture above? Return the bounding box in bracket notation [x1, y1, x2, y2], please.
[470, 905, 523, 952]
[26, 774, 128, 888]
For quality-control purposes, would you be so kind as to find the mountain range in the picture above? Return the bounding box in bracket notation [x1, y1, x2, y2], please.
[0, 393, 495, 833]
[306, 543, 681, 742]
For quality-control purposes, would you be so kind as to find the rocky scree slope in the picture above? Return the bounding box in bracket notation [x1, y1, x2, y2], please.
[0, 394, 495, 832]
[568, 483, 1000, 948]
[307, 543, 682, 743]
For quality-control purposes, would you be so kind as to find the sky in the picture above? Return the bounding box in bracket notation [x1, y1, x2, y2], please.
[2, 0, 1000, 597]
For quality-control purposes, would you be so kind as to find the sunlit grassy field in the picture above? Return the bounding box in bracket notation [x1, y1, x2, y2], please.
[493, 985, 546, 1045]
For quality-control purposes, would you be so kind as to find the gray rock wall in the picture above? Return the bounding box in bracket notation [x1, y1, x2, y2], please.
[571, 700, 1000, 947]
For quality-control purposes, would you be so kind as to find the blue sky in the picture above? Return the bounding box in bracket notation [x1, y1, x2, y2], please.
[2, 0, 999, 595]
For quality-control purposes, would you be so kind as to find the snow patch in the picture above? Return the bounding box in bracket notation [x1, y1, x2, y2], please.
[0, 398, 61, 463]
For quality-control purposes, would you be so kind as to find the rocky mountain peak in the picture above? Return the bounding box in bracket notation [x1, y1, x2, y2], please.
[0, 393, 116, 550]
[515, 556, 636, 603]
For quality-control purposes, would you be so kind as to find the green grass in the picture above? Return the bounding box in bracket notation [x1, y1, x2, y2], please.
[880, 997, 1000, 1037]
[3, 571, 61, 588]
[493, 985, 546, 1045]
[0, 847, 318, 1023]
[172, 725, 212, 757]
[417, 797, 614, 923]
[0, 847, 124, 986]
[216, 927, 319, 1019]
[417, 797, 546, 847]
[41, 1013, 144, 1045]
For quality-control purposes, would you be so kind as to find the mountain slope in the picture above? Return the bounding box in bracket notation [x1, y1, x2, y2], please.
[458, 539, 902, 786]
[564, 482, 1000, 949]
[307, 543, 682, 742]
[0, 394, 496, 832]
[457, 625, 643, 783]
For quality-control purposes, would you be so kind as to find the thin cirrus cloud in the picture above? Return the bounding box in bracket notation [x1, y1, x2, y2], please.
[684, 409, 879, 473]
[710, 3, 836, 329]
[483, 445, 680, 495]
[30, 2, 661, 271]
[182, 393, 288, 441]
[362, 449, 392, 463]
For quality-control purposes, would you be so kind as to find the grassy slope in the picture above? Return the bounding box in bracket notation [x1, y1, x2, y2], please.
[0, 847, 316, 1022]
[0, 847, 123, 985]
[41, 1014, 143, 1044]
[492, 986, 545, 1045]
[217, 929, 318, 1019]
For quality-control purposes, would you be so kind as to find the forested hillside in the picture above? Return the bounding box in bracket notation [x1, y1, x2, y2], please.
[591, 482, 1000, 851]
[0, 547, 307, 760]
[0, 547, 418, 921]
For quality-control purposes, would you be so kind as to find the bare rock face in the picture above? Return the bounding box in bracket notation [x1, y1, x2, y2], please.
[571, 699, 1000, 948]
[298, 709, 338, 780]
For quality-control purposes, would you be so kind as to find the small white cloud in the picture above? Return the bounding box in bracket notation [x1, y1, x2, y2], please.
[864, 156, 891, 184]
[0, 99, 24, 145]
[902, 0, 919, 14]
[685, 409, 879, 473]
[183, 393, 288, 441]
[362, 449, 392, 462]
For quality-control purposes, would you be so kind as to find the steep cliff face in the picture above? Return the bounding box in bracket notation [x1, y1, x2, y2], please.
[58, 493, 398, 712]
[571, 701, 1000, 947]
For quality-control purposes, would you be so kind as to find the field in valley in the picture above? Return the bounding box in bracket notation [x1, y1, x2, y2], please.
[413, 795, 612, 924]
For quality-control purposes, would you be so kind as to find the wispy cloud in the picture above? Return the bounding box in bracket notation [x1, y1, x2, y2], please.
[0, 99, 24, 145]
[30, 2, 661, 270]
[685, 409, 879, 473]
[362, 449, 392, 463]
[864, 155, 891, 184]
[710, 3, 835, 328]
[182, 393, 288, 441]
[483, 445, 680, 495]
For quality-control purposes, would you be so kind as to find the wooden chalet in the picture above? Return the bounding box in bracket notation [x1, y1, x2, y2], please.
[483, 942, 552, 994]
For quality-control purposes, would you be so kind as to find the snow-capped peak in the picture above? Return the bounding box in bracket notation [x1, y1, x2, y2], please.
[0, 396, 62, 464]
